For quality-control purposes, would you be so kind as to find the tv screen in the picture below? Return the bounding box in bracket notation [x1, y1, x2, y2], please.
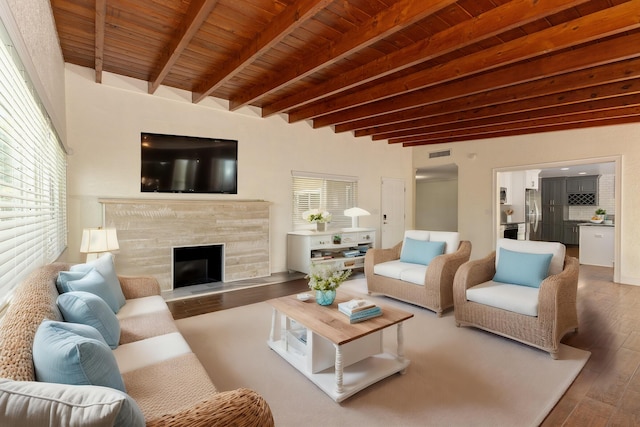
[141, 132, 237, 194]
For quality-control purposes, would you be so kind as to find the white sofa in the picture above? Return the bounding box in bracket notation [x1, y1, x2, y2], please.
[0, 256, 273, 426]
[364, 230, 471, 316]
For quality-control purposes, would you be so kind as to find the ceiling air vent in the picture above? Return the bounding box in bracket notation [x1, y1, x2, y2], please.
[428, 149, 451, 159]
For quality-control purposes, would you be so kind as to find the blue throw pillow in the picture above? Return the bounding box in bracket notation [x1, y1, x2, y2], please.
[57, 291, 121, 349]
[493, 248, 553, 288]
[400, 238, 446, 265]
[33, 320, 126, 392]
[57, 268, 121, 313]
[71, 253, 126, 312]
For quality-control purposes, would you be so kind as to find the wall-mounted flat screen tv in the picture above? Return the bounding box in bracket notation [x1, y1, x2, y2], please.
[141, 132, 238, 194]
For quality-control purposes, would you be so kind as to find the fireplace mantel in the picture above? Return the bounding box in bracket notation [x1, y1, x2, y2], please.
[100, 198, 271, 291]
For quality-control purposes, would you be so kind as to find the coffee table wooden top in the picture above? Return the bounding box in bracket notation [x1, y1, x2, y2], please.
[267, 291, 413, 346]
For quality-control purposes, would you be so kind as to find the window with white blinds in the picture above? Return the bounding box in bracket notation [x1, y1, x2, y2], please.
[0, 21, 67, 311]
[292, 171, 358, 229]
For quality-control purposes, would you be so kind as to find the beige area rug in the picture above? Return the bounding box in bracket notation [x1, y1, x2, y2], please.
[176, 278, 590, 427]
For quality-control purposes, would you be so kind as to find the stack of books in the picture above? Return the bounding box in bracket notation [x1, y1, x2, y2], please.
[338, 299, 382, 323]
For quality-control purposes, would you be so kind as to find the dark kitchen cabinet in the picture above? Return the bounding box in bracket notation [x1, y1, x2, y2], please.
[563, 221, 581, 245]
[566, 175, 599, 205]
[541, 178, 567, 242]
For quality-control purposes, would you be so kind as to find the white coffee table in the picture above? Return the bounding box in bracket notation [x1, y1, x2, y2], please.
[266, 291, 413, 402]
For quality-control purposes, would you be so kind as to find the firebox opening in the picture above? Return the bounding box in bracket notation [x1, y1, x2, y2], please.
[172, 244, 224, 288]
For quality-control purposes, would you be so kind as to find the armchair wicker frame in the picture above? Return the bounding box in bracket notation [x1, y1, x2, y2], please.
[364, 240, 472, 317]
[453, 251, 579, 359]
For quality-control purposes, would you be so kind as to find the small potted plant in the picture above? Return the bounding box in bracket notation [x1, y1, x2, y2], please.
[306, 263, 352, 306]
[595, 208, 606, 220]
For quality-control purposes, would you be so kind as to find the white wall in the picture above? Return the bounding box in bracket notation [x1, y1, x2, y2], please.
[63, 64, 413, 273]
[412, 127, 640, 285]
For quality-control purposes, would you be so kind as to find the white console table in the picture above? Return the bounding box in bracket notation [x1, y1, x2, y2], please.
[287, 228, 375, 274]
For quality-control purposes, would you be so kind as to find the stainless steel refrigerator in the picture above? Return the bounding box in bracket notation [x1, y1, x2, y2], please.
[525, 188, 542, 240]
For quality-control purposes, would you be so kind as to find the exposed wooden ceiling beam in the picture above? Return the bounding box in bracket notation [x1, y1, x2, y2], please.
[400, 109, 640, 147]
[94, 0, 106, 83]
[361, 65, 640, 140]
[227, 0, 459, 110]
[192, 0, 333, 103]
[321, 30, 640, 131]
[292, 0, 640, 124]
[148, 0, 219, 95]
[384, 93, 640, 143]
[261, 0, 590, 117]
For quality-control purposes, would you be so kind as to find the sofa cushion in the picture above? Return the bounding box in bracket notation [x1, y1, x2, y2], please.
[71, 253, 126, 312]
[57, 269, 121, 314]
[57, 291, 121, 349]
[116, 295, 169, 319]
[466, 281, 539, 316]
[33, 320, 126, 392]
[496, 238, 565, 276]
[373, 261, 427, 285]
[374, 260, 416, 280]
[0, 379, 144, 427]
[399, 238, 445, 265]
[112, 332, 192, 374]
[399, 266, 428, 285]
[493, 248, 553, 288]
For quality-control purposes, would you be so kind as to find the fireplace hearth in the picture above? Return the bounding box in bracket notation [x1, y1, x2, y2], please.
[173, 244, 224, 288]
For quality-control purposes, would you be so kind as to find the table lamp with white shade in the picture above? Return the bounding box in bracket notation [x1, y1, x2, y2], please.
[343, 207, 371, 229]
[80, 227, 119, 261]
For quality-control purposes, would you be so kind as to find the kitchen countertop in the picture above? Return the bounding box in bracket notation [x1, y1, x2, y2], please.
[578, 222, 614, 227]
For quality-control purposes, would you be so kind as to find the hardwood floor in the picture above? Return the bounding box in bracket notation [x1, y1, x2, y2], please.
[167, 265, 638, 426]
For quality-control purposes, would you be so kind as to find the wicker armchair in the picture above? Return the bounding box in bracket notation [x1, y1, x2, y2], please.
[365, 231, 471, 317]
[453, 239, 579, 359]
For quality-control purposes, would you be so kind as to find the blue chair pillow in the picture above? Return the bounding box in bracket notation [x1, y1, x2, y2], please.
[57, 268, 120, 313]
[400, 238, 446, 265]
[33, 320, 126, 392]
[71, 253, 126, 312]
[493, 248, 553, 288]
[57, 291, 121, 349]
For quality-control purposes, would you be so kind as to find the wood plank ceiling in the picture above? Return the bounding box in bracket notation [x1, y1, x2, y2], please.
[50, 0, 640, 147]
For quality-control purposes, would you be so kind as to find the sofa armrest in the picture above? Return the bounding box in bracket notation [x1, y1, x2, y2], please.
[364, 241, 402, 278]
[425, 241, 472, 286]
[453, 251, 496, 301]
[145, 388, 274, 427]
[118, 275, 161, 299]
[538, 256, 579, 322]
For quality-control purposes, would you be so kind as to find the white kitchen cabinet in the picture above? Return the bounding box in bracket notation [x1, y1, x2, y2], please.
[579, 225, 614, 267]
[498, 172, 512, 205]
[525, 169, 541, 190]
[287, 228, 376, 274]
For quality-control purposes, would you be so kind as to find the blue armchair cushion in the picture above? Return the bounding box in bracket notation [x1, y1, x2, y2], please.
[400, 238, 446, 266]
[493, 248, 553, 288]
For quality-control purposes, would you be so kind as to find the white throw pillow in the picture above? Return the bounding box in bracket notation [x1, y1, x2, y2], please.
[0, 379, 144, 427]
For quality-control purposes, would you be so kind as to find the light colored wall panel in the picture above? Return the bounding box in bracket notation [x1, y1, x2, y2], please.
[102, 199, 270, 290]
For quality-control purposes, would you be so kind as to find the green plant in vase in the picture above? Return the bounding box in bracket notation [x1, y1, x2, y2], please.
[306, 263, 352, 306]
[594, 208, 606, 221]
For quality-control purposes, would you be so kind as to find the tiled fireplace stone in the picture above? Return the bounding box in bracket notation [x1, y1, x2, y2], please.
[101, 198, 270, 291]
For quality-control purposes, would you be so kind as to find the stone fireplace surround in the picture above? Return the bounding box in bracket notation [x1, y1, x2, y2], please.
[101, 198, 271, 292]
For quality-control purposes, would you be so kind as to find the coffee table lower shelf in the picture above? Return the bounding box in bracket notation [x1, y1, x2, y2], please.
[267, 324, 409, 403]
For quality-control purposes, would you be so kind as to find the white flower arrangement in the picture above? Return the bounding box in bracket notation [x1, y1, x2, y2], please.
[302, 209, 332, 223]
[305, 263, 352, 291]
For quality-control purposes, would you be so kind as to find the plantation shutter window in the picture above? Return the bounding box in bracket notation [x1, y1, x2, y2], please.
[0, 19, 67, 312]
[292, 171, 358, 230]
